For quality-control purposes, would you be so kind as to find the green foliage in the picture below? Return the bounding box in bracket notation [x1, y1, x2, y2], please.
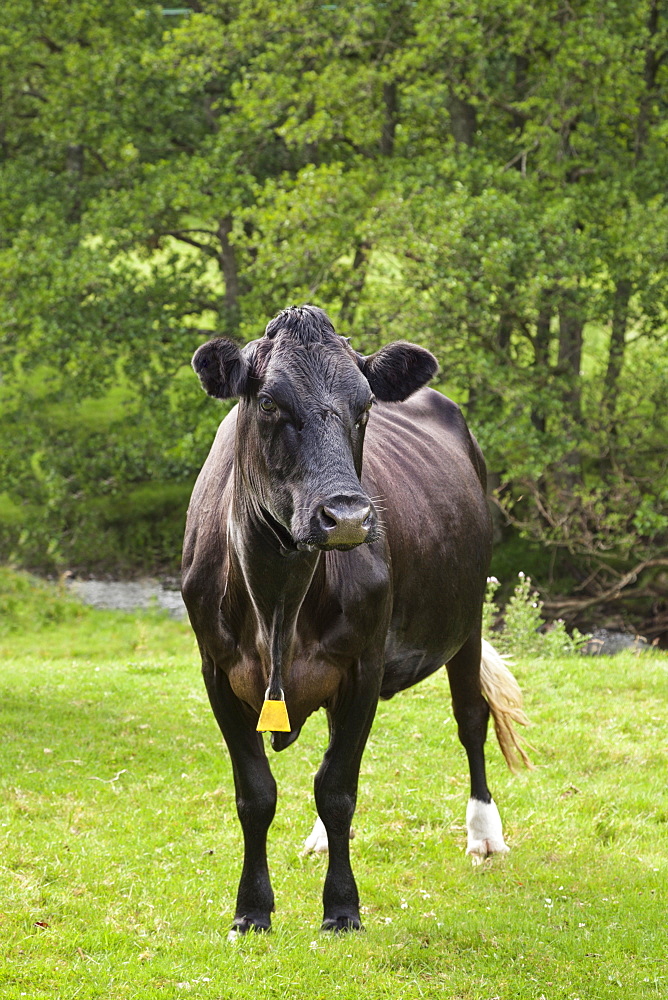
[485, 574, 589, 657]
[0, 0, 667, 602]
[0, 566, 89, 633]
[1, 584, 667, 997]
[0, 369, 212, 571]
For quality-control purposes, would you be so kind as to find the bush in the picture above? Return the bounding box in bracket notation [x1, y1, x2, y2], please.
[484, 573, 588, 657]
[0, 566, 90, 633]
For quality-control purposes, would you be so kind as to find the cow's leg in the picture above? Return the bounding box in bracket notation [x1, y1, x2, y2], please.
[314, 676, 379, 932]
[202, 660, 277, 935]
[446, 630, 509, 863]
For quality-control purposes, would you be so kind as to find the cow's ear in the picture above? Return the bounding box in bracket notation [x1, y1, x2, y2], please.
[192, 338, 249, 399]
[360, 342, 438, 402]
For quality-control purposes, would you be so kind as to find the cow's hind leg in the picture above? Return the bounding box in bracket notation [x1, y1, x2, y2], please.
[202, 659, 277, 936]
[446, 630, 509, 863]
[314, 672, 380, 932]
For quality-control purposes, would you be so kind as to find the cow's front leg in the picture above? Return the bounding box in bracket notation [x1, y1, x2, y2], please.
[229, 744, 277, 935]
[314, 671, 380, 932]
[202, 660, 277, 936]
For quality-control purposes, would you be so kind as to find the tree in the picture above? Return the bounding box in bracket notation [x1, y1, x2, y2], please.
[1, 0, 667, 636]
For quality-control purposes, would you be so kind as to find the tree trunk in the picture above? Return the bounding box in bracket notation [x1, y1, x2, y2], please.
[66, 143, 84, 223]
[380, 82, 398, 157]
[447, 90, 476, 146]
[487, 470, 506, 545]
[512, 55, 529, 128]
[556, 294, 585, 481]
[217, 216, 240, 334]
[497, 304, 513, 351]
[339, 241, 372, 327]
[557, 294, 584, 424]
[602, 277, 632, 417]
[635, 0, 661, 159]
[531, 298, 552, 434]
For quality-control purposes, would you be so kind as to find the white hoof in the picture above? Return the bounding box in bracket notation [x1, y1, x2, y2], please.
[302, 817, 355, 855]
[466, 798, 509, 863]
[303, 816, 329, 855]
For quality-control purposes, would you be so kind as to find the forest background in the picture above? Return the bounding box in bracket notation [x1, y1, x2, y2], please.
[1, 0, 667, 638]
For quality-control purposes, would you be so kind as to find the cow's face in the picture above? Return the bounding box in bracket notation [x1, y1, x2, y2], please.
[192, 306, 437, 552]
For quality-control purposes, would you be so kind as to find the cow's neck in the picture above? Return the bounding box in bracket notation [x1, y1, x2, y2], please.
[228, 492, 319, 694]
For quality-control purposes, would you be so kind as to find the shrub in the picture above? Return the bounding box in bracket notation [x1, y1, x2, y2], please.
[484, 573, 588, 657]
[0, 566, 89, 633]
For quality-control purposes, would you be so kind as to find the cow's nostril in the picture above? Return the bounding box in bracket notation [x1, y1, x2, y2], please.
[321, 508, 338, 529]
[313, 497, 375, 548]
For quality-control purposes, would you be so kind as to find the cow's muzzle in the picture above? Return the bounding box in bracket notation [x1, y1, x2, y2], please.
[304, 494, 378, 550]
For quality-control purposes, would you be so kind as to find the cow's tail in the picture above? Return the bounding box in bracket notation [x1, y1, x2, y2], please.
[480, 638, 534, 772]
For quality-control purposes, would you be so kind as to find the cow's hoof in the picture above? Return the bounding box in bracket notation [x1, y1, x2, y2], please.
[465, 798, 509, 864]
[227, 916, 271, 942]
[302, 817, 355, 856]
[321, 915, 363, 933]
[302, 816, 329, 855]
[466, 839, 510, 865]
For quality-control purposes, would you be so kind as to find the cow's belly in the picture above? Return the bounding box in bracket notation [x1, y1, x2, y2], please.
[380, 648, 444, 699]
[379, 617, 472, 699]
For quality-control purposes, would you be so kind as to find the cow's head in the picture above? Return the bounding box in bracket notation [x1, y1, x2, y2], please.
[192, 306, 437, 552]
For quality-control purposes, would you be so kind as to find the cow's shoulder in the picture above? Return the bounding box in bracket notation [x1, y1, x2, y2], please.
[182, 405, 237, 590]
[199, 403, 238, 478]
[185, 406, 237, 522]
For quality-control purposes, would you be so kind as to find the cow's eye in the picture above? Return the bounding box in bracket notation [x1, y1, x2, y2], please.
[355, 407, 371, 430]
[259, 396, 277, 413]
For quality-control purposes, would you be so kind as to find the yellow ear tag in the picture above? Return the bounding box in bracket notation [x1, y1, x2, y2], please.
[257, 689, 291, 733]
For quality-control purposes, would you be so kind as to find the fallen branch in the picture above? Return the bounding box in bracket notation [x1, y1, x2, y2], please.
[542, 558, 668, 615]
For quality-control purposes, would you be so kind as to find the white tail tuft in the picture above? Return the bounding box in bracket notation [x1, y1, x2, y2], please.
[480, 639, 534, 772]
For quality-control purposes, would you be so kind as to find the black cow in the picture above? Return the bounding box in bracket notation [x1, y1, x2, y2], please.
[182, 305, 529, 936]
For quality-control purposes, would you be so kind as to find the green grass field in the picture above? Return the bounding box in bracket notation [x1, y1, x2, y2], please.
[1, 574, 667, 999]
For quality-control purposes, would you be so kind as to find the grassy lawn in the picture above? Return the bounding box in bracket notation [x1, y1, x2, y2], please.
[1, 576, 666, 999]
